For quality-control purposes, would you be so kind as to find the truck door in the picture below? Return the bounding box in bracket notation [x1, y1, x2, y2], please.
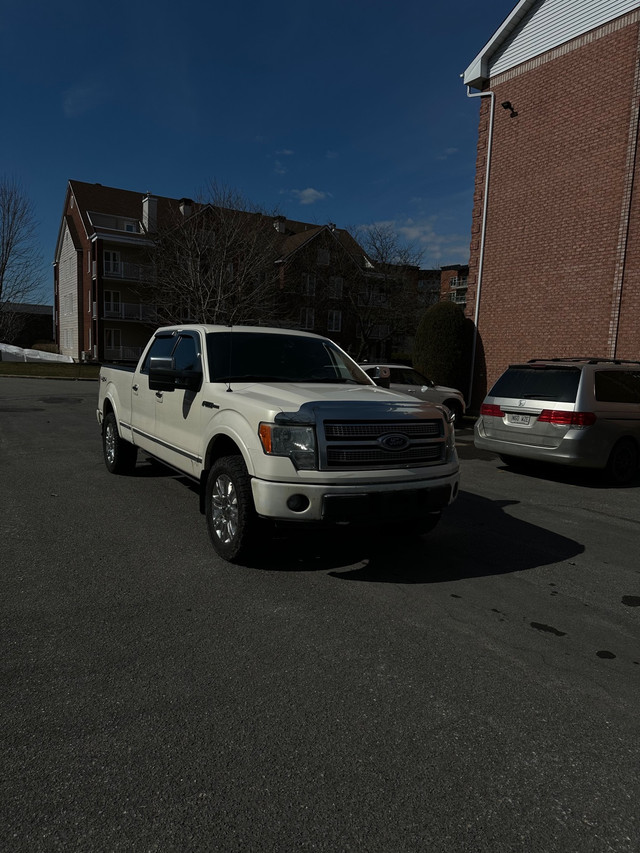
[131, 332, 177, 457]
[152, 331, 204, 476]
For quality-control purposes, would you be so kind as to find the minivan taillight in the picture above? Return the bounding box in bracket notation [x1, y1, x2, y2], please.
[480, 403, 504, 417]
[538, 410, 596, 427]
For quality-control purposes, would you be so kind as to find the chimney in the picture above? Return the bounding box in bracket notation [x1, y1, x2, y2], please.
[142, 193, 158, 233]
[179, 198, 194, 218]
[273, 215, 286, 234]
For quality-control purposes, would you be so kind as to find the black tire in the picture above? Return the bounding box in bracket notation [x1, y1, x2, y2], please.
[205, 455, 257, 563]
[604, 439, 638, 486]
[102, 412, 138, 475]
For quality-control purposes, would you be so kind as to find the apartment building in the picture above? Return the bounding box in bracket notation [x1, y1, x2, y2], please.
[54, 180, 424, 363]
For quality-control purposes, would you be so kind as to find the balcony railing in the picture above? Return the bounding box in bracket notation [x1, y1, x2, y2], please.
[103, 302, 157, 322]
[450, 292, 467, 305]
[104, 345, 144, 362]
[449, 277, 468, 290]
[102, 261, 152, 281]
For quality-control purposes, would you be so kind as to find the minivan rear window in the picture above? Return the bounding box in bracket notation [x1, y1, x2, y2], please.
[489, 367, 580, 402]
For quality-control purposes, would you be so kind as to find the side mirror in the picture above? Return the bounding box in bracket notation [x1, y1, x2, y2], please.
[369, 365, 391, 388]
[149, 356, 202, 392]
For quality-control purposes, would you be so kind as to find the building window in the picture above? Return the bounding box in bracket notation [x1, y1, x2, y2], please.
[104, 290, 121, 316]
[300, 308, 315, 330]
[304, 274, 316, 298]
[105, 328, 121, 354]
[317, 249, 330, 266]
[104, 251, 121, 275]
[328, 276, 343, 299]
[124, 220, 139, 233]
[371, 324, 390, 339]
[327, 310, 341, 332]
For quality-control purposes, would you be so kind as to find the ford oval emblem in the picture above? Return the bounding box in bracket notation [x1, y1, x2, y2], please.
[378, 433, 410, 451]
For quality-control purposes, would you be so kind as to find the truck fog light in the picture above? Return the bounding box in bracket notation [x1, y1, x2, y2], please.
[287, 494, 310, 512]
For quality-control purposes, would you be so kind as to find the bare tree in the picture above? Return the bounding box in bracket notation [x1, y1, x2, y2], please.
[147, 181, 287, 327]
[345, 222, 424, 359]
[0, 177, 43, 342]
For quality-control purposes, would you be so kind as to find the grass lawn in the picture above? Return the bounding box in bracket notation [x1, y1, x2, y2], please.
[0, 362, 100, 380]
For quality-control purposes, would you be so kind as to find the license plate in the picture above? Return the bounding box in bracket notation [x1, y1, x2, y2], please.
[510, 413, 530, 425]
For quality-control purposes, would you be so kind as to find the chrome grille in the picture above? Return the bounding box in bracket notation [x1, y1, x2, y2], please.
[325, 421, 440, 439]
[321, 418, 445, 470]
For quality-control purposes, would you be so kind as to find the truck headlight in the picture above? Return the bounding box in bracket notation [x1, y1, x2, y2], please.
[258, 423, 317, 470]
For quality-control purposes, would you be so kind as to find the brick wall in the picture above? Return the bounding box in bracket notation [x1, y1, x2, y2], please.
[467, 18, 640, 404]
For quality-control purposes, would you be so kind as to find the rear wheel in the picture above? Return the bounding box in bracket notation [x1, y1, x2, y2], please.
[102, 412, 137, 474]
[605, 439, 638, 486]
[205, 455, 257, 563]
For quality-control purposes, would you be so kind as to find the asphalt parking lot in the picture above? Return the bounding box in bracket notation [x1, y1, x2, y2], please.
[2, 377, 639, 852]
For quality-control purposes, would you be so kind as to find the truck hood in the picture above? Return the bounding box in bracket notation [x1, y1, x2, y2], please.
[233, 381, 444, 419]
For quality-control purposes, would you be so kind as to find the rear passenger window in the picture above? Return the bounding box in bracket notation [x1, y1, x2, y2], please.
[489, 367, 580, 402]
[594, 371, 640, 403]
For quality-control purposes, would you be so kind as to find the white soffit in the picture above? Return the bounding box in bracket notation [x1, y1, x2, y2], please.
[463, 0, 640, 88]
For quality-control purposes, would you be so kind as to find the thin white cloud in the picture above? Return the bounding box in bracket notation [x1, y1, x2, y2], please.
[274, 161, 288, 176]
[435, 147, 459, 161]
[325, 150, 339, 160]
[276, 149, 295, 156]
[364, 217, 469, 266]
[292, 188, 330, 205]
[63, 82, 104, 117]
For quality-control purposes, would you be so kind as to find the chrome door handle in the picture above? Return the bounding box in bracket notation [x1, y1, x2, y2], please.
[132, 383, 139, 392]
[155, 391, 163, 399]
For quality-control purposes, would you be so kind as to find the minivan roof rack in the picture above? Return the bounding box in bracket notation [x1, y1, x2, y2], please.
[527, 357, 640, 365]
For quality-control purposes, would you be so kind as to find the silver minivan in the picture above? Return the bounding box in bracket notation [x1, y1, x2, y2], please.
[474, 358, 640, 485]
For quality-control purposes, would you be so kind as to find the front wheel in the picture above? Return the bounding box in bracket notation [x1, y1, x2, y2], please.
[102, 412, 137, 475]
[205, 455, 257, 563]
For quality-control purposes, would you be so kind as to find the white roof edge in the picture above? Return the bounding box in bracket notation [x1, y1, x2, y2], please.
[462, 0, 538, 88]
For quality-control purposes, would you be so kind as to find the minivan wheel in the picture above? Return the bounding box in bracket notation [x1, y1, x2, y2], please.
[604, 439, 638, 486]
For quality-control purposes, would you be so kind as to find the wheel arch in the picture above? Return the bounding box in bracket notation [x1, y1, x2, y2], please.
[199, 432, 252, 513]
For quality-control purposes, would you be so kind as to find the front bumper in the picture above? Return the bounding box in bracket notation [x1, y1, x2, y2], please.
[250, 469, 460, 523]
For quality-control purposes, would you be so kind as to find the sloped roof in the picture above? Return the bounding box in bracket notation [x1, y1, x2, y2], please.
[463, 0, 640, 89]
[68, 180, 178, 237]
[61, 179, 374, 272]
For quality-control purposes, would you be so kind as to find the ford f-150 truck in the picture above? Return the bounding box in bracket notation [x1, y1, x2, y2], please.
[97, 325, 460, 562]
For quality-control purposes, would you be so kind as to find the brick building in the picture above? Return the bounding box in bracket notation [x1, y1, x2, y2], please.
[463, 0, 640, 406]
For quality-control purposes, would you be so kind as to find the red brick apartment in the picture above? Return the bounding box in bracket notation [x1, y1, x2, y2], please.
[463, 0, 640, 405]
[54, 181, 432, 364]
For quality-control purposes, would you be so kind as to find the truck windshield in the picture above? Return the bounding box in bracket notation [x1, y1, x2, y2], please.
[205, 332, 371, 385]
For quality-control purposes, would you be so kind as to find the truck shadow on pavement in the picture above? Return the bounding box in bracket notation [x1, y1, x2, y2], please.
[250, 490, 585, 583]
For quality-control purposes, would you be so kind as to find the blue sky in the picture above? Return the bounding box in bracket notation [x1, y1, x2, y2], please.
[1, 0, 517, 304]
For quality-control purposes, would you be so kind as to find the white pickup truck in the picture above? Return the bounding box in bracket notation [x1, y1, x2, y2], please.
[97, 325, 460, 562]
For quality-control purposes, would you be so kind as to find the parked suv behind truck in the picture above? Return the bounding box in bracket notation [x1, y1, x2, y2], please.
[474, 358, 640, 485]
